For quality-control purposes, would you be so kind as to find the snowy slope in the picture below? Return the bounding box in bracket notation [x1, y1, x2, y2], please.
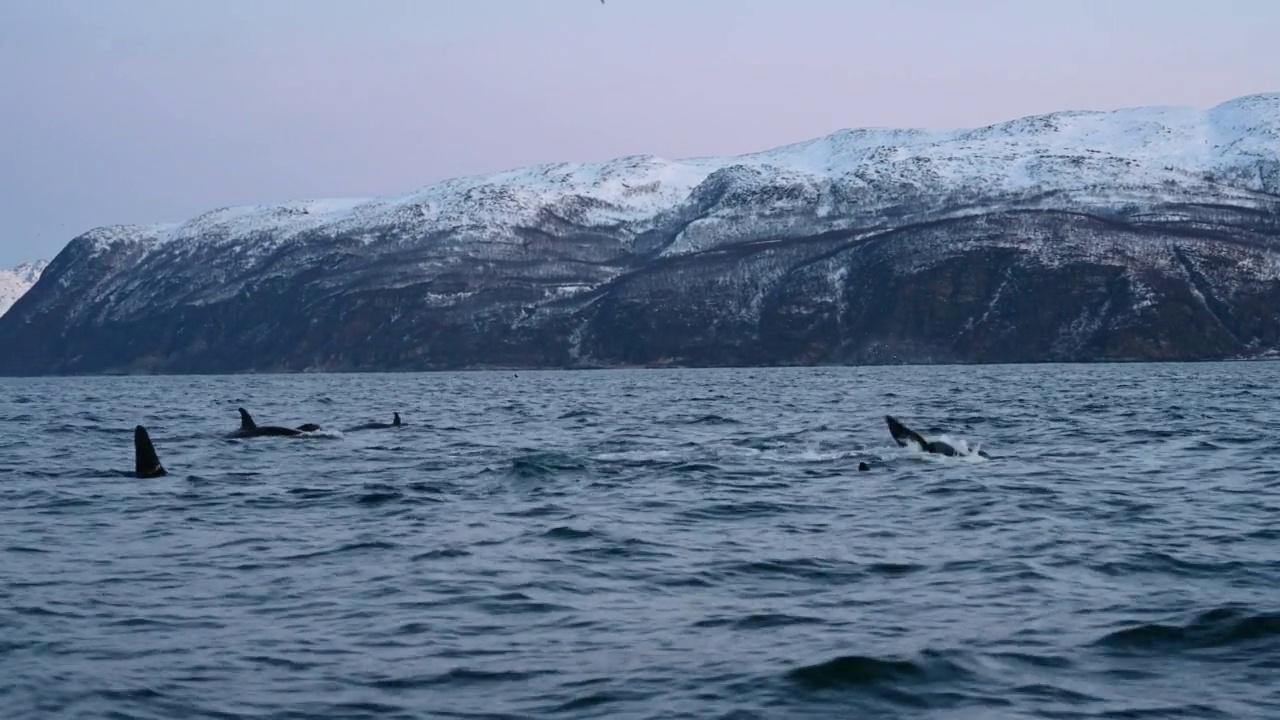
[0, 260, 48, 318]
[5, 92, 1280, 374]
[75, 92, 1280, 264]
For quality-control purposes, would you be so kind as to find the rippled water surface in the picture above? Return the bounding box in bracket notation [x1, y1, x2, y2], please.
[1, 364, 1278, 719]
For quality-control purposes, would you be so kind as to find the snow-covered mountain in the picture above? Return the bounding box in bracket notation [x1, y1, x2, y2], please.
[40, 93, 1280, 262]
[0, 260, 48, 319]
[2, 93, 1279, 374]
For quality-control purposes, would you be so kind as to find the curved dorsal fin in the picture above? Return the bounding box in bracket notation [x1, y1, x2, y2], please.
[238, 407, 257, 431]
[134, 425, 167, 478]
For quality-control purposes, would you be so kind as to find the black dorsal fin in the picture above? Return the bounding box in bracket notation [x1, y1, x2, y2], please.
[393, 412, 401, 426]
[238, 407, 257, 431]
[134, 425, 167, 478]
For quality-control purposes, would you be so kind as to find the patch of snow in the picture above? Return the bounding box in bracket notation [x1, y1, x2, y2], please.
[1127, 272, 1159, 311]
[544, 284, 594, 299]
[0, 260, 50, 317]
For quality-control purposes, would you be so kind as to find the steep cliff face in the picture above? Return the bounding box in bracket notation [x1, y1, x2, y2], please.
[565, 205, 1280, 367]
[2, 94, 1279, 375]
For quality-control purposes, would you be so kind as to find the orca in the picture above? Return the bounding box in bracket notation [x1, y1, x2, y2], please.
[227, 407, 320, 438]
[344, 412, 402, 432]
[134, 425, 167, 478]
[885, 415, 991, 459]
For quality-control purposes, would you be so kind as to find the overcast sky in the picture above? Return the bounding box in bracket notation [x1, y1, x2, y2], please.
[2, 0, 1277, 266]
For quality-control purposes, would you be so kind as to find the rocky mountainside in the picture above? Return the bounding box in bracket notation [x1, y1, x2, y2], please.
[2, 93, 1279, 375]
[0, 260, 48, 320]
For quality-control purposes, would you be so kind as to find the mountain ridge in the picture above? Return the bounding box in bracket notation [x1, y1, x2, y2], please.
[3, 93, 1279, 375]
[42, 92, 1280, 262]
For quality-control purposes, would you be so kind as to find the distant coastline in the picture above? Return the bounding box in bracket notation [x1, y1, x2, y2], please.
[2, 355, 1277, 380]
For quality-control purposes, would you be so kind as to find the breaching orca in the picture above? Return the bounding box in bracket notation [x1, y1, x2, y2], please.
[344, 412, 401, 432]
[227, 407, 320, 438]
[134, 425, 167, 478]
[885, 415, 990, 459]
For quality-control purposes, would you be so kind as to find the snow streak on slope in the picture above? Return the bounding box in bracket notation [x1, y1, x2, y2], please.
[0, 261, 49, 318]
[70, 93, 1280, 265]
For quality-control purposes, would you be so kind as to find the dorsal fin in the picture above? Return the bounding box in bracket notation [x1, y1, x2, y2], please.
[238, 407, 257, 431]
[393, 412, 401, 426]
[134, 425, 167, 478]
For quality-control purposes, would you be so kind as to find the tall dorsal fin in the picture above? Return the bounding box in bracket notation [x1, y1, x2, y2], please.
[393, 412, 401, 426]
[134, 425, 167, 478]
[237, 407, 257, 431]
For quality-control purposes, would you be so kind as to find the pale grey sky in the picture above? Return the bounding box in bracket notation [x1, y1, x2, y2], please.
[2, 0, 1277, 266]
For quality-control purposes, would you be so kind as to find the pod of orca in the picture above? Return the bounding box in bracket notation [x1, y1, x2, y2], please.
[128, 408, 987, 479]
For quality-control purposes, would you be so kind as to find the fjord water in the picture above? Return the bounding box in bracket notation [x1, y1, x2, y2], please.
[1, 364, 1276, 720]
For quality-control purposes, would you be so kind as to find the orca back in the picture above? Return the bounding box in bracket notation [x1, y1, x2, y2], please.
[232, 407, 306, 437]
[923, 439, 959, 457]
[257, 425, 304, 437]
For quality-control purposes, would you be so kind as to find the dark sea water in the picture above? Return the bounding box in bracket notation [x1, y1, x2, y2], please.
[1, 364, 1278, 720]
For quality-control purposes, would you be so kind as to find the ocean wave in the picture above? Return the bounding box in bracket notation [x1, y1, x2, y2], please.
[2, 364, 1279, 718]
[1095, 606, 1280, 653]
